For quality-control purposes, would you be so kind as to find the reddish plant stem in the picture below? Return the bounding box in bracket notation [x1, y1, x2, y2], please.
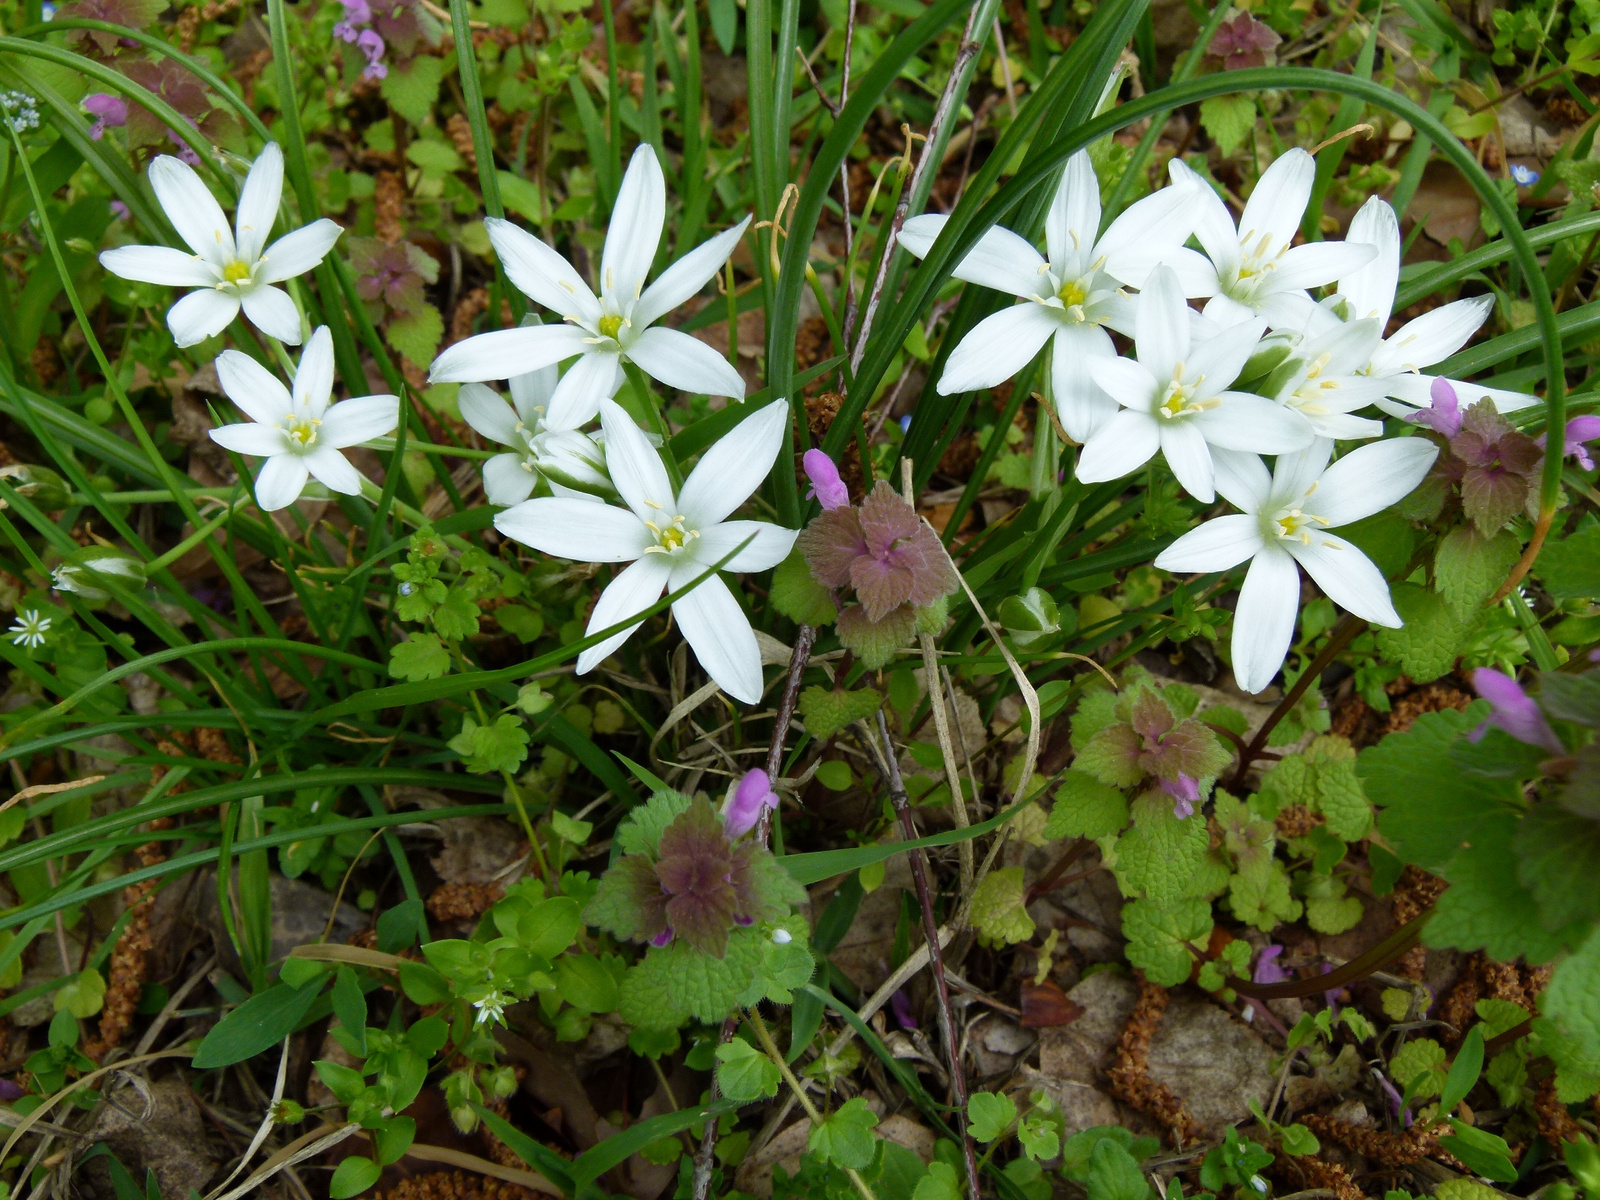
[691, 625, 816, 1200]
[873, 709, 981, 1200]
[1227, 614, 1367, 792]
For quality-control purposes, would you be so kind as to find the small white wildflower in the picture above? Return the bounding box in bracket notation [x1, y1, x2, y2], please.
[0, 92, 40, 133]
[473, 991, 509, 1028]
[8, 609, 50, 649]
[771, 928, 793, 946]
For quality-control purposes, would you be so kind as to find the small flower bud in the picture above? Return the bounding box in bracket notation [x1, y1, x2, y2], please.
[802, 450, 849, 510]
[270, 1098, 306, 1125]
[451, 1105, 479, 1134]
[485, 1066, 518, 1099]
[0, 464, 70, 511]
[722, 769, 778, 838]
[52, 547, 147, 600]
[771, 927, 793, 945]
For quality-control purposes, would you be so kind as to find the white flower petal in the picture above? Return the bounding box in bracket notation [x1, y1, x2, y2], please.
[1202, 292, 1259, 326]
[1231, 546, 1301, 694]
[304, 445, 365, 495]
[1269, 241, 1375, 294]
[240, 285, 304, 344]
[252, 453, 310, 512]
[167, 288, 240, 347]
[429, 324, 592, 383]
[496, 495, 653, 562]
[209, 422, 290, 457]
[1239, 148, 1314, 260]
[1154, 246, 1220, 298]
[1288, 532, 1401, 626]
[216, 348, 293, 424]
[1155, 513, 1265, 573]
[903, 215, 1051, 299]
[459, 383, 521, 446]
[1193, 394, 1315, 454]
[1339, 196, 1399, 325]
[1169, 159, 1240, 281]
[634, 215, 752, 329]
[545, 350, 623, 428]
[693, 520, 798, 572]
[1305, 411, 1384, 440]
[1159, 419, 1215, 501]
[99, 245, 217, 288]
[602, 144, 667, 307]
[508, 362, 559, 423]
[628, 326, 747, 399]
[1212, 448, 1273, 513]
[678, 400, 789, 528]
[1435, 375, 1540, 414]
[577, 554, 672, 673]
[149, 154, 235, 265]
[1096, 185, 1194, 288]
[482, 453, 537, 506]
[1257, 290, 1325, 334]
[1134, 265, 1191, 382]
[1047, 151, 1100, 274]
[1076, 408, 1160, 483]
[1051, 324, 1118, 441]
[1087, 354, 1158, 411]
[1308, 436, 1439, 528]
[1186, 319, 1265, 395]
[258, 219, 343, 284]
[1372, 296, 1493, 373]
[486, 218, 602, 326]
[234, 143, 284, 264]
[291, 326, 334, 413]
[937, 303, 1056, 394]
[598, 398, 676, 520]
[320, 395, 399, 447]
[1270, 439, 1336, 508]
[668, 564, 763, 703]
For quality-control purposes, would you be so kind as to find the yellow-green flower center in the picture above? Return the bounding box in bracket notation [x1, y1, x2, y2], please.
[1058, 279, 1088, 308]
[598, 314, 624, 340]
[1271, 507, 1328, 543]
[223, 260, 253, 285]
[642, 511, 697, 555]
[284, 414, 320, 450]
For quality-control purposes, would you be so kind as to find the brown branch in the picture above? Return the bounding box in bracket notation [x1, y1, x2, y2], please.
[872, 709, 981, 1200]
[1488, 506, 1554, 606]
[1230, 911, 1431, 1000]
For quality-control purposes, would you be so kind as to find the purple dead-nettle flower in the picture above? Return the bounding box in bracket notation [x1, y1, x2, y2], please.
[723, 768, 778, 838]
[1208, 12, 1281, 70]
[1469, 668, 1563, 754]
[1253, 944, 1288, 985]
[797, 480, 957, 619]
[585, 796, 802, 957]
[1407, 377, 1463, 439]
[354, 29, 387, 79]
[82, 92, 127, 140]
[1162, 774, 1201, 820]
[890, 988, 918, 1029]
[1537, 415, 1600, 472]
[803, 449, 850, 510]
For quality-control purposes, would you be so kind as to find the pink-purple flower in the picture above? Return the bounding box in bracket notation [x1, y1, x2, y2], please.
[82, 92, 126, 140]
[723, 768, 779, 838]
[333, 0, 388, 80]
[1253, 944, 1288, 985]
[1161, 773, 1200, 819]
[1468, 667, 1562, 754]
[1537, 415, 1600, 472]
[803, 449, 850, 510]
[1407, 376, 1463, 439]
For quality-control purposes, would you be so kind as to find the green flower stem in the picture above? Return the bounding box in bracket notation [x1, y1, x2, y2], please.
[145, 495, 254, 575]
[364, 438, 496, 460]
[745, 1009, 879, 1200]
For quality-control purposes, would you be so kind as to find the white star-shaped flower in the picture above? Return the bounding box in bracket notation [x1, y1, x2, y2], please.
[431, 145, 750, 427]
[9, 609, 50, 649]
[495, 398, 796, 703]
[209, 326, 399, 511]
[1154, 436, 1438, 693]
[99, 144, 343, 347]
[1077, 265, 1314, 500]
[1275, 196, 1537, 419]
[897, 149, 1200, 440]
[1166, 149, 1376, 327]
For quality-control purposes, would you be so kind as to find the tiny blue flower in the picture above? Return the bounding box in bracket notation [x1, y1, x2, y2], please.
[1509, 164, 1539, 186]
[898, 415, 912, 434]
[399, 582, 413, 595]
